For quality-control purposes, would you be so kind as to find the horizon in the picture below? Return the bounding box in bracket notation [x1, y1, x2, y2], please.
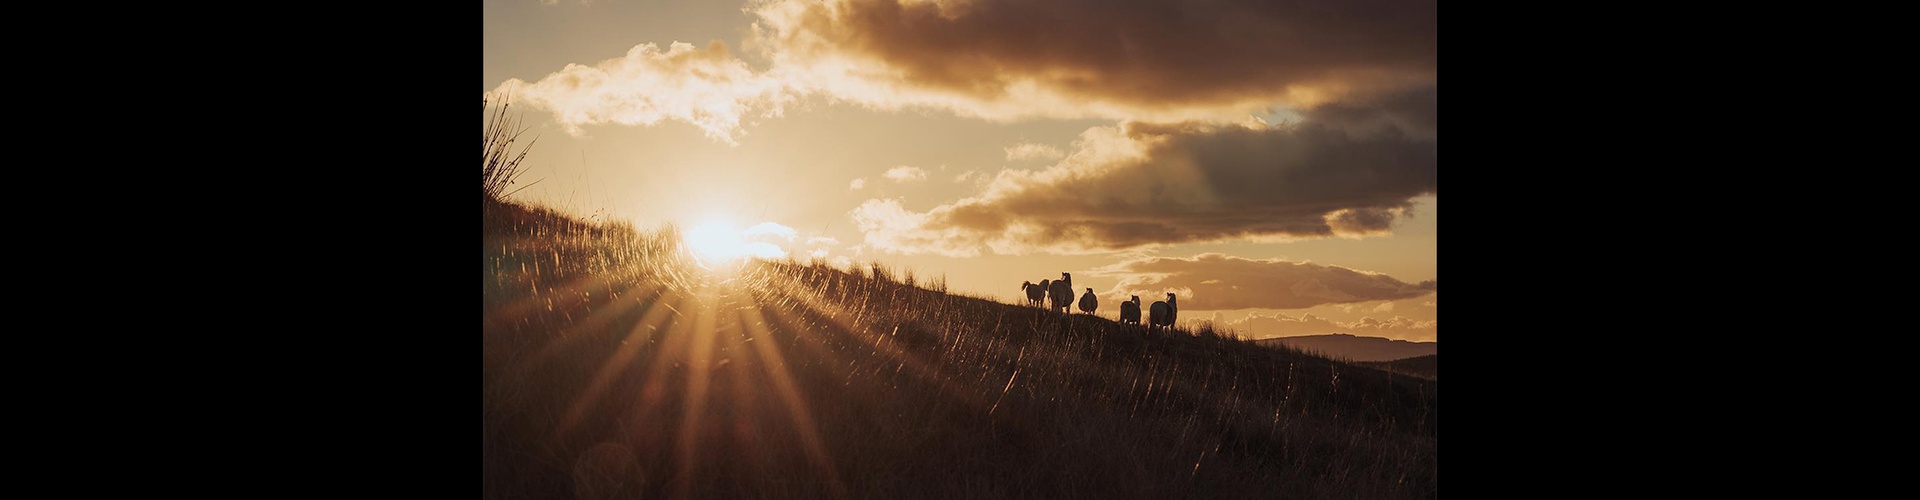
[484, 0, 1436, 342]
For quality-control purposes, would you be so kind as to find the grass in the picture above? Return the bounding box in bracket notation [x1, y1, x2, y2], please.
[482, 198, 1438, 499]
[484, 92, 539, 201]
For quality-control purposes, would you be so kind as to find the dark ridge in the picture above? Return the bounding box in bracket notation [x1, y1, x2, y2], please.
[1252, 334, 1437, 363]
[1359, 354, 1437, 380]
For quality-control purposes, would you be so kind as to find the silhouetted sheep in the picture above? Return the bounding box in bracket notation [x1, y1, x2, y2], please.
[1149, 292, 1177, 332]
[1119, 295, 1141, 325]
[1078, 288, 1098, 315]
[1048, 272, 1074, 313]
[1021, 281, 1046, 308]
[1168, 293, 1178, 324]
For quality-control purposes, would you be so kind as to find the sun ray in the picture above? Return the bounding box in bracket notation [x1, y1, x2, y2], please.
[737, 301, 849, 499]
[718, 298, 773, 478]
[672, 280, 724, 498]
[747, 265, 1000, 414]
[553, 281, 678, 437]
[505, 277, 664, 368]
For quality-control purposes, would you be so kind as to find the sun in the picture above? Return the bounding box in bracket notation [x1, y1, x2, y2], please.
[685, 220, 751, 266]
[683, 219, 788, 270]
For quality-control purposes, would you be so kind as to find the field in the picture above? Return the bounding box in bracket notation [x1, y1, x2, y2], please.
[483, 195, 1438, 499]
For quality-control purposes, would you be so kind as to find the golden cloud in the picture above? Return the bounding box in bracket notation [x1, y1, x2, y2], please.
[491, 41, 792, 144]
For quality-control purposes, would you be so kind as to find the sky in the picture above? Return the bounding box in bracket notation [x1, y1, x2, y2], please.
[483, 0, 1437, 342]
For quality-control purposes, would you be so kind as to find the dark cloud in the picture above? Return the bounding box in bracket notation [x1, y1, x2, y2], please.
[851, 87, 1436, 255]
[1091, 253, 1434, 310]
[501, 1, 1436, 142]
[503, 1, 1436, 141]
[752, 0, 1436, 120]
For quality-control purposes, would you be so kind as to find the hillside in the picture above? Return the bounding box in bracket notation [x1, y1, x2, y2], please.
[1253, 334, 1437, 362]
[483, 198, 1438, 499]
[1360, 355, 1437, 380]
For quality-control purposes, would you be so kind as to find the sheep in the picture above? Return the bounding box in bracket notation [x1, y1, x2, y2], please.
[1149, 292, 1177, 332]
[1078, 288, 1098, 315]
[1021, 280, 1046, 308]
[1119, 295, 1141, 325]
[1167, 292, 1178, 325]
[1149, 302, 1169, 331]
[1048, 272, 1074, 314]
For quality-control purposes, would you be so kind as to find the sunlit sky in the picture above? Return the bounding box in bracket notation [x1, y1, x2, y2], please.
[483, 0, 1436, 341]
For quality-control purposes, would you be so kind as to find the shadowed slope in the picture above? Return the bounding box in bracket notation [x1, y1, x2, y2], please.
[483, 199, 1437, 500]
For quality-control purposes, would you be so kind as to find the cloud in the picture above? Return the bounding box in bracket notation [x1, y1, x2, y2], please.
[749, 0, 1435, 121]
[742, 222, 798, 241]
[884, 166, 928, 182]
[803, 236, 840, 259]
[849, 178, 867, 190]
[490, 41, 792, 144]
[735, 222, 798, 259]
[1090, 253, 1434, 310]
[851, 198, 976, 256]
[496, 0, 1433, 144]
[1005, 143, 1065, 162]
[849, 88, 1436, 255]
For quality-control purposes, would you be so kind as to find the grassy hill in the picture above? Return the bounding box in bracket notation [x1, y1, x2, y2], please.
[483, 197, 1438, 499]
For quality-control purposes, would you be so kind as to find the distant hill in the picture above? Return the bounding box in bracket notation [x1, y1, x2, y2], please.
[1253, 334, 1436, 362]
[1360, 354, 1436, 380]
